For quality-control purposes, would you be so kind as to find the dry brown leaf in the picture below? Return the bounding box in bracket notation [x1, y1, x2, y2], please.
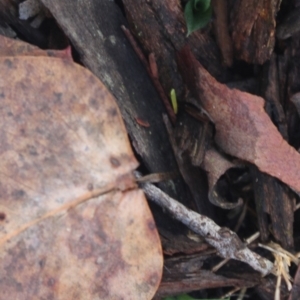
[177, 46, 300, 193]
[0, 55, 162, 299]
[0, 34, 72, 59]
[203, 147, 243, 209]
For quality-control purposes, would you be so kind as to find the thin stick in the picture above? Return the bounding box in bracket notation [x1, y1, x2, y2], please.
[237, 287, 247, 300]
[212, 231, 261, 273]
[148, 53, 177, 124]
[136, 172, 274, 276]
[221, 287, 241, 299]
[211, 200, 249, 272]
[234, 200, 248, 232]
[211, 257, 230, 273]
[121, 25, 150, 73]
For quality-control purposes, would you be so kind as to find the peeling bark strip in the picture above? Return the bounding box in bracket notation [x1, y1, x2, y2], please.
[177, 47, 300, 193]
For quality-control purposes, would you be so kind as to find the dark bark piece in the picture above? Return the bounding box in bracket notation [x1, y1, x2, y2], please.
[289, 263, 300, 300]
[256, 276, 290, 300]
[277, 54, 289, 106]
[212, 0, 233, 67]
[121, 26, 176, 124]
[123, 0, 241, 211]
[160, 228, 210, 256]
[287, 34, 300, 95]
[39, 0, 191, 222]
[290, 92, 300, 149]
[122, 0, 227, 102]
[291, 93, 300, 116]
[285, 33, 300, 151]
[164, 113, 215, 217]
[263, 54, 288, 140]
[277, 7, 300, 39]
[230, 0, 281, 64]
[254, 53, 295, 249]
[154, 254, 259, 298]
[250, 166, 271, 242]
[276, 50, 300, 149]
[123, 0, 184, 99]
[251, 167, 295, 249]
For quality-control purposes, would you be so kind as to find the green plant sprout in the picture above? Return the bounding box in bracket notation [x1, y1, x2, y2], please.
[184, 0, 212, 36]
[170, 88, 178, 114]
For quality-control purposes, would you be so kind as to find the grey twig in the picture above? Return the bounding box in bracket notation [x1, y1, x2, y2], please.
[136, 172, 274, 276]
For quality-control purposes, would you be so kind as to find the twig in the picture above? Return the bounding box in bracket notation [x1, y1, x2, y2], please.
[121, 25, 150, 73]
[245, 231, 261, 244]
[121, 25, 176, 124]
[136, 172, 274, 276]
[211, 231, 260, 273]
[221, 287, 241, 299]
[136, 172, 177, 183]
[211, 257, 230, 273]
[234, 200, 248, 232]
[148, 53, 176, 124]
[237, 287, 247, 300]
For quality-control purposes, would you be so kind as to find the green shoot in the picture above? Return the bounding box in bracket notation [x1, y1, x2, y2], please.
[170, 88, 178, 114]
[184, 0, 212, 36]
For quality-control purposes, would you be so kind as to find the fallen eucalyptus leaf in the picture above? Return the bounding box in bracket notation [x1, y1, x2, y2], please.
[0, 40, 162, 300]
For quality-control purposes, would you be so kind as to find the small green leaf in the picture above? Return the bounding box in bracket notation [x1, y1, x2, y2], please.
[170, 89, 178, 114]
[184, 0, 212, 36]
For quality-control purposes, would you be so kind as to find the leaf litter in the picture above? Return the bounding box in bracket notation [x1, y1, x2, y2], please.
[177, 46, 300, 194]
[0, 36, 162, 300]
